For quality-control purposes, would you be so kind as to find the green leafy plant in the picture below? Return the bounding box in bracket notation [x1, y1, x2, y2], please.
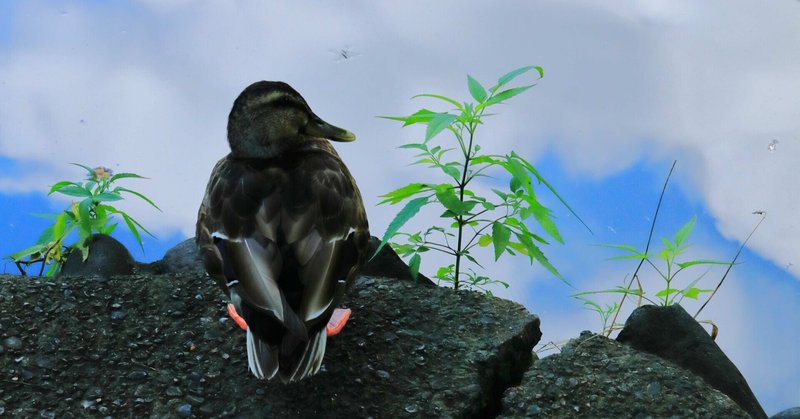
[374, 66, 588, 291]
[574, 161, 765, 336]
[8, 163, 160, 276]
[582, 215, 727, 306]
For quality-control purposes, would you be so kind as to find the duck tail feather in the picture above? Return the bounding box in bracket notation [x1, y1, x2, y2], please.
[246, 329, 279, 380]
[281, 329, 327, 383]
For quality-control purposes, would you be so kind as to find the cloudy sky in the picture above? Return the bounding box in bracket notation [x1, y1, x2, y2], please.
[1, 0, 798, 413]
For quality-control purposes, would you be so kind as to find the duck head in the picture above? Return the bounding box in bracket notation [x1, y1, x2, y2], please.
[227, 81, 356, 159]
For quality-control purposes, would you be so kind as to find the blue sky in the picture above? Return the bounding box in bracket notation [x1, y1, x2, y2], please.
[0, 1, 798, 413]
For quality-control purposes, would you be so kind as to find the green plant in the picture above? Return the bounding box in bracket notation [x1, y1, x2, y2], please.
[8, 163, 160, 276]
[374, 66, 588, 291]
[574, 161, 765, 336]
[584, 216, 727, 306]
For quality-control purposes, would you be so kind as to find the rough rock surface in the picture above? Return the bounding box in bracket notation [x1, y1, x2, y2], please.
[617, 304, 767, 419]
[772, 407, 800, 419]
[0, 273, 539, 418]
[500, 332, 750, 418]
[0, 238, 783, 418]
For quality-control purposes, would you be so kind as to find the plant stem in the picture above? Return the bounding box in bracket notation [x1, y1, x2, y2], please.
[606, 160, 676, 336]
[453, 123, 478, 290]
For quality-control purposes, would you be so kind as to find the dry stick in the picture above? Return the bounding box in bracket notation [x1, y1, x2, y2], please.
[605, 160, 677, 338]
[694, 212, 766, 318]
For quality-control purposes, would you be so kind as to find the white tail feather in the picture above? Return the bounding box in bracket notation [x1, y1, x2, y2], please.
[246, 329, 278, 380]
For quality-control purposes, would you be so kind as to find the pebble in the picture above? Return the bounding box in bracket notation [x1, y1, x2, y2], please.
[177, 403, 192, 417]
[3, 336, 22, 350]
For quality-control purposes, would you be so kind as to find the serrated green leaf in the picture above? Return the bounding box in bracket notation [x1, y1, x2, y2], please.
[49, 180, 80, 194]
[478, 234, 492, 247]
[595, 243, 643, 254]
[399, 143, 428, 151]
[35, 225, 55, 244]
[680, 287, 713, 300]
[655, 288, 680, 298]
[95, 192, 123, 202]
[511, 152, 592, 234]
[52, 212, 67, 239]
[470, 155, 499, 165]
[379, 183, 428, 205]
[676, 259, 730, 269]
[109, 172, 147, 182]
[425, 113, 457, 142]
[464, 253, 485, 269]
[491, 222, 511, 260]
[371, 196, 429, 260]
[116, 187, 160, 211]
[479, 85, 533, 110]
[434, 185, 468, 216]
[412, 94, 464, 112]
[467, 75, 487, 103]
[8, 243, 48, 261]
[495, 66, 536, 91]
[78, 199, 92, 231]
[408, 253, 421, 281]
[674, 216, 697, 247]
[526, 198, 563, 244]
[440, 164, 461, 181]
[54, 185, 93, 198]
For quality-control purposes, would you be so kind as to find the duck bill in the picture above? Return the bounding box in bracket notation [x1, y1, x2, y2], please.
[304, 114, 356, 142]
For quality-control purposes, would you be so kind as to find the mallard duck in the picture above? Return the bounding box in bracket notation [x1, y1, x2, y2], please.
[196, 81, 370, 382]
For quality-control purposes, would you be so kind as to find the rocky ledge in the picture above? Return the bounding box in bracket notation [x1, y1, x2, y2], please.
[0, 236, 781, 418]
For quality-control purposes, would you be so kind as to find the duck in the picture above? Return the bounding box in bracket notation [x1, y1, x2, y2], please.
[196, 81, 370, 382]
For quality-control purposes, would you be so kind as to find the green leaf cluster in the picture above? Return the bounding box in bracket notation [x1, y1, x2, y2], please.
[574, 216, 729, 335]
[376, 66, 587, 291]
[7, 163, 160, 276]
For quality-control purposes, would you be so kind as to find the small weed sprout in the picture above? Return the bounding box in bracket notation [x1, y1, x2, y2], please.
[574, 161, 765, 337]
[7, 163, 160, 276]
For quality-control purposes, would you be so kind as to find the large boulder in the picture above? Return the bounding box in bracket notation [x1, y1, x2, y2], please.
[501, 332, 750, 418]
[158, 238, 205, 275]
[59, 234, 135, 277]
[616, 304, 767, 419]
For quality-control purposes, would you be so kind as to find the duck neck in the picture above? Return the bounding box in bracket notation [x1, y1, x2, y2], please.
[228, 136, 333, 160]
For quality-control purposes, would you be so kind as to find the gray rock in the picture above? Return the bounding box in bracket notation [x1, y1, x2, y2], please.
[772, 407, 800, 419]
[500, 332, 751, 418]
[59, 234, 134, 277]
[617, 304, 767, 419]
[158, 238, 205, 274]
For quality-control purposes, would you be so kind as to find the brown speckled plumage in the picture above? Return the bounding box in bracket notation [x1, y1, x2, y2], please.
[196, 81, 369, 382]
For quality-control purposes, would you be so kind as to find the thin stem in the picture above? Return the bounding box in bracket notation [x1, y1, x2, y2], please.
[421, 241, 457, 256]
[606, 160, 677, 337]
[694, 212, 766, 318]
[453, 121, 480, 291]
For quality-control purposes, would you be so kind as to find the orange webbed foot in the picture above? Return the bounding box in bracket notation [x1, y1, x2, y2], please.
[326, 308, 352, 337]
[227, 303, 248, 331]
